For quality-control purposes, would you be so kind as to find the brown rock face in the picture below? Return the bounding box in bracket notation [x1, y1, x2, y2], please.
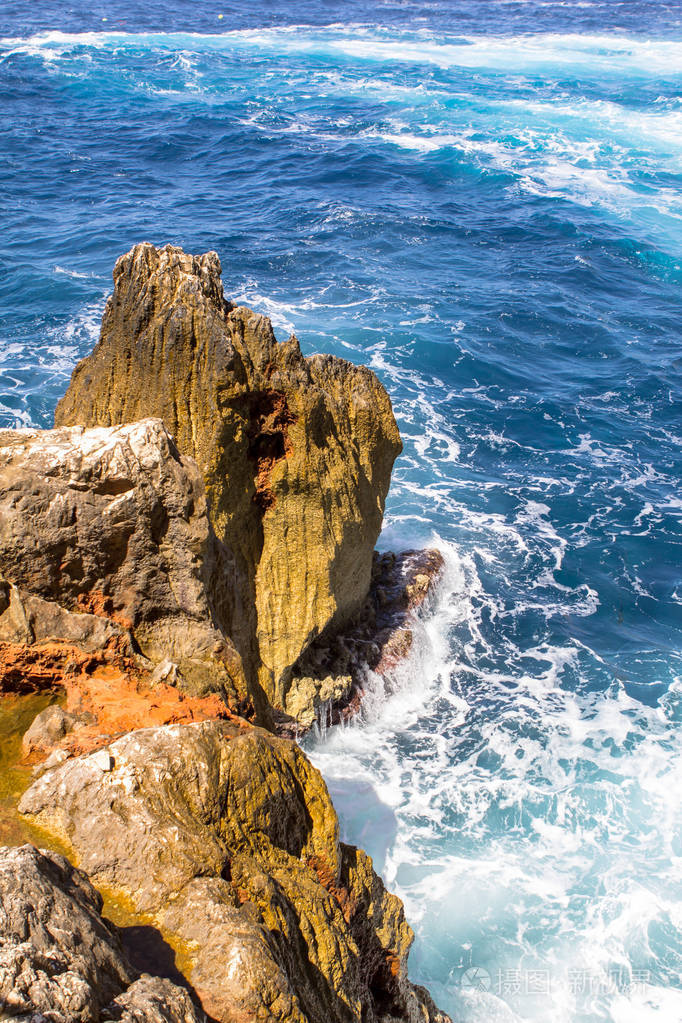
[0, 420, 247, 709]
[55, 244, 402, 715]
[19, 721, 450, 1023]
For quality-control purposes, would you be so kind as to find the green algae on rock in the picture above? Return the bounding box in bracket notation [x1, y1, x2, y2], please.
[0, 692, 59, 847]
[55, 243, 402, 721]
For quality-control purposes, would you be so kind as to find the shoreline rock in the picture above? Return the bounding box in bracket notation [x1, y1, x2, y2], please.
[0, 843, 204, 1022]
[55, 243, 403, 718]
[0, 415, 442, 741]
[19, 720, 450, 1023]
[280, 548, 445, 733]
[0, 243, 451, 1022]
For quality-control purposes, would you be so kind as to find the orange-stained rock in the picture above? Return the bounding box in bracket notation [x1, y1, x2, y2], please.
[0, 639, 119, 695]
[62, 669, 235, 754]
[17, 666, 245, 764]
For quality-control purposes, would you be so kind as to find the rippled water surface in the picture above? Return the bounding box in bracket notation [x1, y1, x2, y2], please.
[1, 2, 681, 1020]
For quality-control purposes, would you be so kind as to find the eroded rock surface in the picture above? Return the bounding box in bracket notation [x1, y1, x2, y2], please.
[55, 243, 402, 714]
[19, 721, 450, 1023]
[1, 245, 450, 1023]
[0, 844, 203, 1023]
[0, 419, 247, 709]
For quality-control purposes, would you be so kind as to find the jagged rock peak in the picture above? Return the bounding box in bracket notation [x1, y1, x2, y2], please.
[117, 241, 227, 305]
[55, 243, 403, 719]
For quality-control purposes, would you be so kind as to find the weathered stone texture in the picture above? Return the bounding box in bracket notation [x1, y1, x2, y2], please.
[19, 721, 450, 1023]
[21, 704, 81, 755]
[0, 419, 247, 708]
[0, 844, 203, 1023]
[55, 243, 402, 714]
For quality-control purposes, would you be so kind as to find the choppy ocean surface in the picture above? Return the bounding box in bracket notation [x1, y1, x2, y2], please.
[1, 2, 681, 1020]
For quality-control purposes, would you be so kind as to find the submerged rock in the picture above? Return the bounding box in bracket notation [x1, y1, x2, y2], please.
[21, 704, 81, 755]
[0, 419, 247, 709]
[55, 243, 402, 717]
[0, 843, 203, 1023]
[19, 720, 450, 1023]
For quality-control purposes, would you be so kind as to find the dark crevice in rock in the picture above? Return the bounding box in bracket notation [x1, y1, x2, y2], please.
[92, 477, 135, 497]
[0, 844, 205, 1023]
[118, 923, 191, 994]
[243, 389, 296, 513]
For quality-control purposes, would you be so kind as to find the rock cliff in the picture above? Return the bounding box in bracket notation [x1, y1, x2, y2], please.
[19, 720, 449, 1023]
[55, 244, 402, 716]
[0, 843, 203, 1022]
[0, 419, 248, 711]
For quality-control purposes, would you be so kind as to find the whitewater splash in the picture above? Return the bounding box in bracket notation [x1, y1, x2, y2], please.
[307, 539, 682, 1022]
[4, 26, 682, 72]
[0, 294, 106, 430]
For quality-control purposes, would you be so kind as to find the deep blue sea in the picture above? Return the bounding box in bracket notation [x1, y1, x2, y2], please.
[1, 2, 681, 1020]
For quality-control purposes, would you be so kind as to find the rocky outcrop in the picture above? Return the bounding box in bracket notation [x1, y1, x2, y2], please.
[19, 721, 450, 1023]
[0, 843, 203, 1022]
[0, 419, 248, 710]
[0, 246, 452, 1023]
[282, 549, 445, 732]
[55, 243, 402, 716]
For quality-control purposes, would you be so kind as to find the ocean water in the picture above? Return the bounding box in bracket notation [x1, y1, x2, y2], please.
[1, 2, 681, 1020]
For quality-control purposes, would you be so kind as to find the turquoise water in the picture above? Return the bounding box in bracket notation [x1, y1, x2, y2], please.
[1, 3, 681, 1020]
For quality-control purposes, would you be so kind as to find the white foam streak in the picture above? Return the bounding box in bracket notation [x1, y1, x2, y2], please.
[0, 296, 106, 429]
[53, 265, 92, 279]
[4, 26, 682, 236]
[3, 27, 682, 79]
